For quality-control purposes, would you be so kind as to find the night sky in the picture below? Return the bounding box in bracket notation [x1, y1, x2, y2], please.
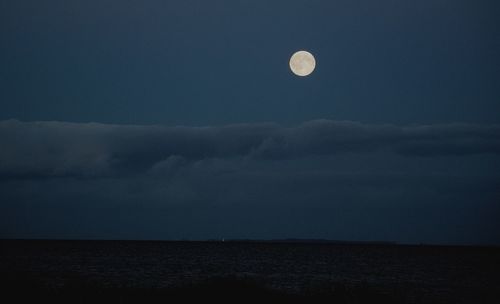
[1, 0, 499, 244]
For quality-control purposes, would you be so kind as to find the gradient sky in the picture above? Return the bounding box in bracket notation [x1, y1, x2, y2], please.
[1, 0, 499, 244]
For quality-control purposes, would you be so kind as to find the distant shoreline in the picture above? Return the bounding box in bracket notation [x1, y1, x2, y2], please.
[1, 238, 498, 248]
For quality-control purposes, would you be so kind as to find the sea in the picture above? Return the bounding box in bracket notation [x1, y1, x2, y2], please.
[1, 240, 499, 303]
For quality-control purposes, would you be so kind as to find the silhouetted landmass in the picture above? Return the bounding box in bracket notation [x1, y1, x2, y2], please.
[220, 238, 398, 245]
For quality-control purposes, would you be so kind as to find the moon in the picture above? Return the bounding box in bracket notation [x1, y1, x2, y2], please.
[289, 50, 316, 76]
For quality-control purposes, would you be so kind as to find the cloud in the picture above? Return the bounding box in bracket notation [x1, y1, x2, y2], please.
[1, 119, 499, 243]
[1, 119, 499, 179]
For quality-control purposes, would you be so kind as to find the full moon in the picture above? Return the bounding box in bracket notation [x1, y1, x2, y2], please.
[289, 50, 316, 76]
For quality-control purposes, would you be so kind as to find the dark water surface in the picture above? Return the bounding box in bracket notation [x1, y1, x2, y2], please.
[1, 240, 499, 303]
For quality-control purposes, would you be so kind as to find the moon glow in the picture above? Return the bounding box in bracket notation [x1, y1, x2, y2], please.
[289, 50, 316, 76]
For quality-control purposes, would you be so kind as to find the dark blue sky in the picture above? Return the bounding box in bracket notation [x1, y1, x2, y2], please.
[1, 0, 499, 125]
[0, 0, 499, 244]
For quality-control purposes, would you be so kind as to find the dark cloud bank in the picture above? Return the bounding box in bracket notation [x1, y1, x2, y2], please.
[1, 119, 499, 179]
[1, 119, 499, 244]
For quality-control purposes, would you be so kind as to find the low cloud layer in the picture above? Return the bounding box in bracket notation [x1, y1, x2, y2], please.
[1, 119, 499, 179]
[1, 119, 499, 243]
